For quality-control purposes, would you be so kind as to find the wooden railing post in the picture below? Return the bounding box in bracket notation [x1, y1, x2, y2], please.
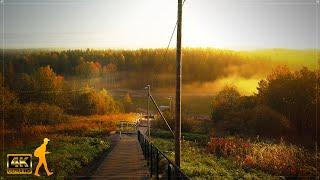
[167, 164, 171, 180]
[156, 150, 159, 179]
[150, 145, 153, 177]
[144, 139, 147, 158]
[146, 140, 149, 165]
[138, 131, 189, 180]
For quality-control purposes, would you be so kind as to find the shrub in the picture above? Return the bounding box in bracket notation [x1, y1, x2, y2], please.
[208, 137, 250, 159]
[249, 105, 291, 138]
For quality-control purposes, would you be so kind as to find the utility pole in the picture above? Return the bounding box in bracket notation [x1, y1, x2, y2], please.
[175, 0, 183, 168]
[168, 97, 172, 113]
[145, 85, 151, 137]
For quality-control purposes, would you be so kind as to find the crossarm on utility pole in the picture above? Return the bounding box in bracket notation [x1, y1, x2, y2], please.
[149, 94, 175, 137]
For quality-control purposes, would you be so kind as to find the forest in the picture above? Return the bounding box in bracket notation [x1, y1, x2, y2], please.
[1, 48, 319, 177]
[1, 48, 317, 90]
[1, 48, 319, 135]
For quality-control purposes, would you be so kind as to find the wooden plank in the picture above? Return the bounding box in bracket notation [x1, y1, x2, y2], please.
[92, 134, 149, 179]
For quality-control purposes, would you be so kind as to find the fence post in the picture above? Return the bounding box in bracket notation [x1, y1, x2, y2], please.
[150, 145, 153, 177]
[147, 140, 149, 165]
[144, 139, 147, 158]
[156, 150, 159, 179]
[147, 139, 149, 159]
[139, 133, 189, 180]
[167, 164, 171, 180]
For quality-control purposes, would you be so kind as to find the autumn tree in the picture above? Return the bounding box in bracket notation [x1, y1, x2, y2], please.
[74, 61, 101, 78]
[17, 66, 65, 106]
[257, 66, 319, 136]
[0, 74, 17, 108]
[212, 66, 318, 140]
[211, 84, 292, 137]
[123, 92, 134, 112]
[75, 87, 120, 115]
[211, 86, 241, 124]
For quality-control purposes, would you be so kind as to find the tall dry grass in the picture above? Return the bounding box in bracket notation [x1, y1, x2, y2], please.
[208, 137, 318, 177]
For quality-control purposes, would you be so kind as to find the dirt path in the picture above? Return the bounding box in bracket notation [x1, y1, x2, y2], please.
[91, 134, 149, 179]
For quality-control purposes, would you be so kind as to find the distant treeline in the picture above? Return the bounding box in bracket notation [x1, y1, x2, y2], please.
[1, 48, 317, 89]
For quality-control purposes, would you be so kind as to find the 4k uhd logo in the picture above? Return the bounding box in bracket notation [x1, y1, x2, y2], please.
[7, 154, 32, 174]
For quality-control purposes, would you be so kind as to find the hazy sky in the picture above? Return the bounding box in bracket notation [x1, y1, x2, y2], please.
[1, 0, 319, 49]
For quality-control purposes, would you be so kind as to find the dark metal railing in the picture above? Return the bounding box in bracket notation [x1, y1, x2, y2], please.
[137, 130, 190, 180]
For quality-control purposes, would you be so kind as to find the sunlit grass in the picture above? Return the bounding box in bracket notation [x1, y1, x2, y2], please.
[151, 138, 274, 179]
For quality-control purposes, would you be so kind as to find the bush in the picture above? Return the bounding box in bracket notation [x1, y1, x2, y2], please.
[208, 137, 250, 159]
[249, 105, 291, 138]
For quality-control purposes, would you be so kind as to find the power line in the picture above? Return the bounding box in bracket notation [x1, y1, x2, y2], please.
[162, 0, 187, 60]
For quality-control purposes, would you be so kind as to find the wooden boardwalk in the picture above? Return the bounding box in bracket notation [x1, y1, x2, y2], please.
[92, 133, 149, 179]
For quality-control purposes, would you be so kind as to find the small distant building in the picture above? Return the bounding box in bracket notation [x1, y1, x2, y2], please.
[136, 108, 147, 114]
[142, 115, 155, 120]
[193, 115, 211, 121]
